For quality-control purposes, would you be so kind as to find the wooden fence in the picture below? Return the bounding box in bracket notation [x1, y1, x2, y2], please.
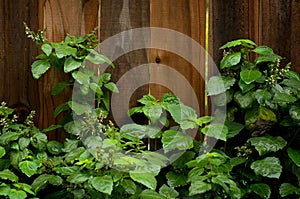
[1, 0, 300, 140]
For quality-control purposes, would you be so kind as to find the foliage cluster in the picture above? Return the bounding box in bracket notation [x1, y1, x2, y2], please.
[0, 26, 300, 198]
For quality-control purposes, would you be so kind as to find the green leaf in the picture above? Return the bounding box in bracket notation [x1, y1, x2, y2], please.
[166, 171, 188, 187]
[167, 103, 197, 125]
[289, 106, 300, 121]
[64, 57, 82, 73]
[282, 79, 300, 90]
[252, 46, 274, 55]
[162, 130, 193, 151]
[0, 132, 19, 145]
[47, 140, 63, 155]
[53, 103, 69, 118]
[8, 189, 27, 199]
[220, 52, 241, 69]
[259, 106, 277, 122]
[161, 94, 180, 107]
[225, 121, 244, 139]
[30, 132, 47, 150]
[13, 183, 35, 195]
[240, 70, 262, 84]
[31, 59, 51, 79]
[42, 124, 62, 133]
[91, 175, 113, 195]
[0, 146, 6, 158]
[189, 180, 212, 196]
[100, 73, 111, 83]
[234, 91, 255, 109]
[251, 157, 282, 179]
[238, 79, 255, 93]
[249, 135, 286, 156]
[250, 183, 271, 199]
[255, 89, 272, 105]
[67, 173, 90, 184]
[31, 174, 63, 193]
[201, 124, 228, 141]
[18, 138, 30, 150]
[64, 147, 85, 163]
[220, 39, 256, 49]
[86, 49, 114, 67]
[62, 138, 80, 153]
[138, 94, 157, 105]
[67, 101, 92, 115]
[51, 82, 69, 95]
[287, 148, 300, 167]
[159, 184, 179, 198]
[207, 76, 226, 96]
[255, 54, 282, 65]
[120, 179, 137, 195]
[10, 150, 29, 168]
[104, 82, 119, 93]
[54, 166, 80, 175]
[54, 44, 77, 58]
[41, 43, 52, 56]
[140, 189, 166, 199]
[273, 92, 297, 104]
[130, 172, 157, 190]
[0, 183, 10, 196]
[279, 183, 300, 197]
[19, 160, 38, 177]
[211, 175, 241, 198]
[120, 124, 161, 139]
[128, 106, 144, 116]
[0, 169, 18, 182]
[285, 70, 300, 81]
[143, 104, 163, 124]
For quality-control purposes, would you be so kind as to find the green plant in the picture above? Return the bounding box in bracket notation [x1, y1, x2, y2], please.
[207, 39, 300, 198]
[24, 23, 118, 125]
[0, 102, 44, 199]
[17, 24, 300, 198]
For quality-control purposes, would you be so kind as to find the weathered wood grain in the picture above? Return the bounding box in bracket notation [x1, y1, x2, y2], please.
[150, 0, 207, 116]
[100, 0, 150, 126]
[40, 0, 99, 139]
[0, 0, 40, 122]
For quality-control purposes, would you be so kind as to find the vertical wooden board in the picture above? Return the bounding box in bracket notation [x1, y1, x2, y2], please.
[150, 0, 206, 116]
[259, 0, 292, 65]
[291, 0, 300, 73]
[100, 0, 150, 126]
[209, 0, 260, 66]
[0, 0, 39, 122]
[40, 0, 99, 139]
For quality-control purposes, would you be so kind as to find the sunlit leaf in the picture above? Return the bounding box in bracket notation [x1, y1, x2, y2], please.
[31, 59, 51, 79]
[287, 148, 300, 167]
[250, 183, 271, 199]
[91, 176, 113, 195]
[279, 183, 300, 197]
[251, 157, 282, 179]
[130, 172, 157, 190]
[19, 160, 39, 177]
[240, 70, 262, 84]
[249, 135, 286, 156]
[220, 52, 241, 69]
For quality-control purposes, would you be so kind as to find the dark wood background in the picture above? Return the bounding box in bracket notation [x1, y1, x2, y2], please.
[1, 0, 299, 140]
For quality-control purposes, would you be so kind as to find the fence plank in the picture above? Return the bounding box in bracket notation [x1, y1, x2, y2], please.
[210, 0, 300, 73]
[150, 0, 207, 116]
[291, 0, 300, 73]
[209, 0, 260, 66]
[259, 0, 300, 72]
[0, 0, 40, 122]
[99, 0, 150, 126]
[40, 0, 99, 139]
